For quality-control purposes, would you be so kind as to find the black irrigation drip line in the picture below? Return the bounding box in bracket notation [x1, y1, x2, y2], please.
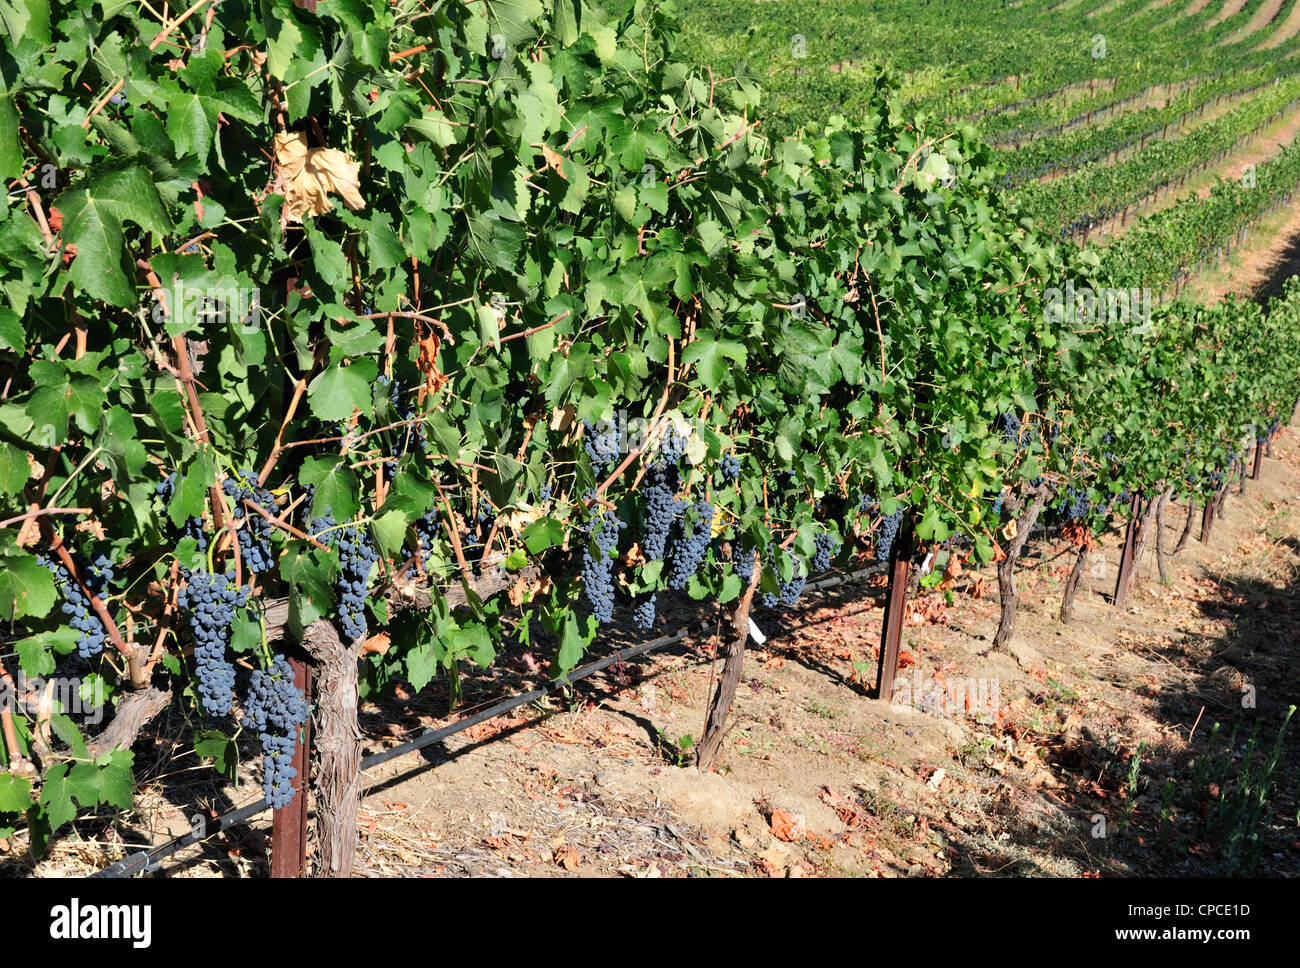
[93, 797, 271, 879]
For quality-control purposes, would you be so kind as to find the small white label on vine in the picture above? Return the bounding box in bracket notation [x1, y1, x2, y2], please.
[748, 618, 766, 645]
[920, 552, 935, 575]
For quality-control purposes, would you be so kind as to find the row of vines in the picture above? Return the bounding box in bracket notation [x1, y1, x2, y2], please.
[1, 0, 1299, 875]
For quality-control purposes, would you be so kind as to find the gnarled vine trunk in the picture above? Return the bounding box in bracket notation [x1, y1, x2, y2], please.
[697, 558, 760, 771]
[1154, 489, 1172, 585]
[993, 483, 1051, 651]
[1173, 501, 1196, 555]
[301, 619, 362, 878]
[1114, 489, 1164, 610]
[1058, 543, 1091, 624]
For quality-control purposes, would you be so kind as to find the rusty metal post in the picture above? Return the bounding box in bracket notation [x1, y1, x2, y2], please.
[1113, 493, 1141, 609]
[1251, 441, 1264, 480]
[875, 518, 914, 703]
[271, 654, 312, 878]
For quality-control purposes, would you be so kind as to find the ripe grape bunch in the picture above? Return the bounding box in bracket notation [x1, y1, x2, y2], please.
[779, 560, 807, 608]
[641, 460, 680, 562]
[584, 420, 621, 476]
[999, 412, 1025, 447]
[376, 375, 428, 476]
[812, 531, 840, 573]
[1061, 488, 1091, 521]
[758, 544, 806, 609]
[582, 510, 625, 624]
[178, 570, 250, 716]
[632, 594, 658, 631]
[335, 522, 379, 642]
[876, 509, 904, 562]
[155, 473, 208, 551]
[222, 469, 277, 573]
[40, 552, 116, 659]
[658, 420, 689, 464]
[731, 542, 757, 583]
[666, 499, 714, 591]
[243, 654, 311, 809]
[720, 454, 741, 482]
[414, 508, 441, 567]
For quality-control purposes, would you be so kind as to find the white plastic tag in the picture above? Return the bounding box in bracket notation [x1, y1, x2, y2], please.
[747, 617, 766, 645]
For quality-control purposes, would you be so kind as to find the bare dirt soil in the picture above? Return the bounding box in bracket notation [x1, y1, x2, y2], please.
[1257, 0, 1300, 47]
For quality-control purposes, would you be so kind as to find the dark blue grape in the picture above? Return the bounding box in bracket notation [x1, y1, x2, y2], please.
[876, 509, 903, 562]
[583, 421, 621, 476]
[581, 510, 625, 624]
[244, 654, 311, 809]
[178, 569, 250, 716]
[632, 594, 657, 631]
[658, 422, 688, 464]
[641, 459, 680, 562]
[666, 500, 714, 591]
[40, 551, 115, 660]
[732, 542, 757, 583]
[222, 469, 277, 573]
[812, 531, 840, 573]
[720, 454, 741, 482]
[414, 508, 441, 566]
[314, 516, 377, 641]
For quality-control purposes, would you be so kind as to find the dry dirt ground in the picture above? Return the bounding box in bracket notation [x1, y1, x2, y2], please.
[25, 416, 1294, 879]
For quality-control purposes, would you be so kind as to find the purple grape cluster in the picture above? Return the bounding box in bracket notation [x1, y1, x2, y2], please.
[641, 460, 679, 562]
[41, 552, 115, 659]
[758, 544, 805, 609]
[334, 523, 378, 642]
[414, 508, 441, 565]
[731, 542, 757, 583]
[243, 654, 311, 809]
[778, 563, 807, 607]
[581, 510, 625, 624]
[658, 422, 689, 464]
[376, 375, 428, 477]
[155, 473, 207, 551]
[858, 493, 877, 513]
[999, 412, 1025, 448]
[876, 509, 903, 562]
[222, 469, 277, 573]
[720, 454, 741, 482]
[812, 531, 840, 573]
[178, 570, 250, 716]
[666, 500, 714, 591]
[632, 594, 658, 631]
[584, 421, 620, 475]
[1061, 488, 1090, 520]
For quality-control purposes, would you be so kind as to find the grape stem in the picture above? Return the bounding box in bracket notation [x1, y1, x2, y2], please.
[0, 506, 92, 530]
[241, 498, 332, 552]
[39, 522, 139, 675]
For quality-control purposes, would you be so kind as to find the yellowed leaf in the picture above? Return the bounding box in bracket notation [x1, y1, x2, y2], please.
[275, 132, 365, 221]
[541, 144, 567, 179]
